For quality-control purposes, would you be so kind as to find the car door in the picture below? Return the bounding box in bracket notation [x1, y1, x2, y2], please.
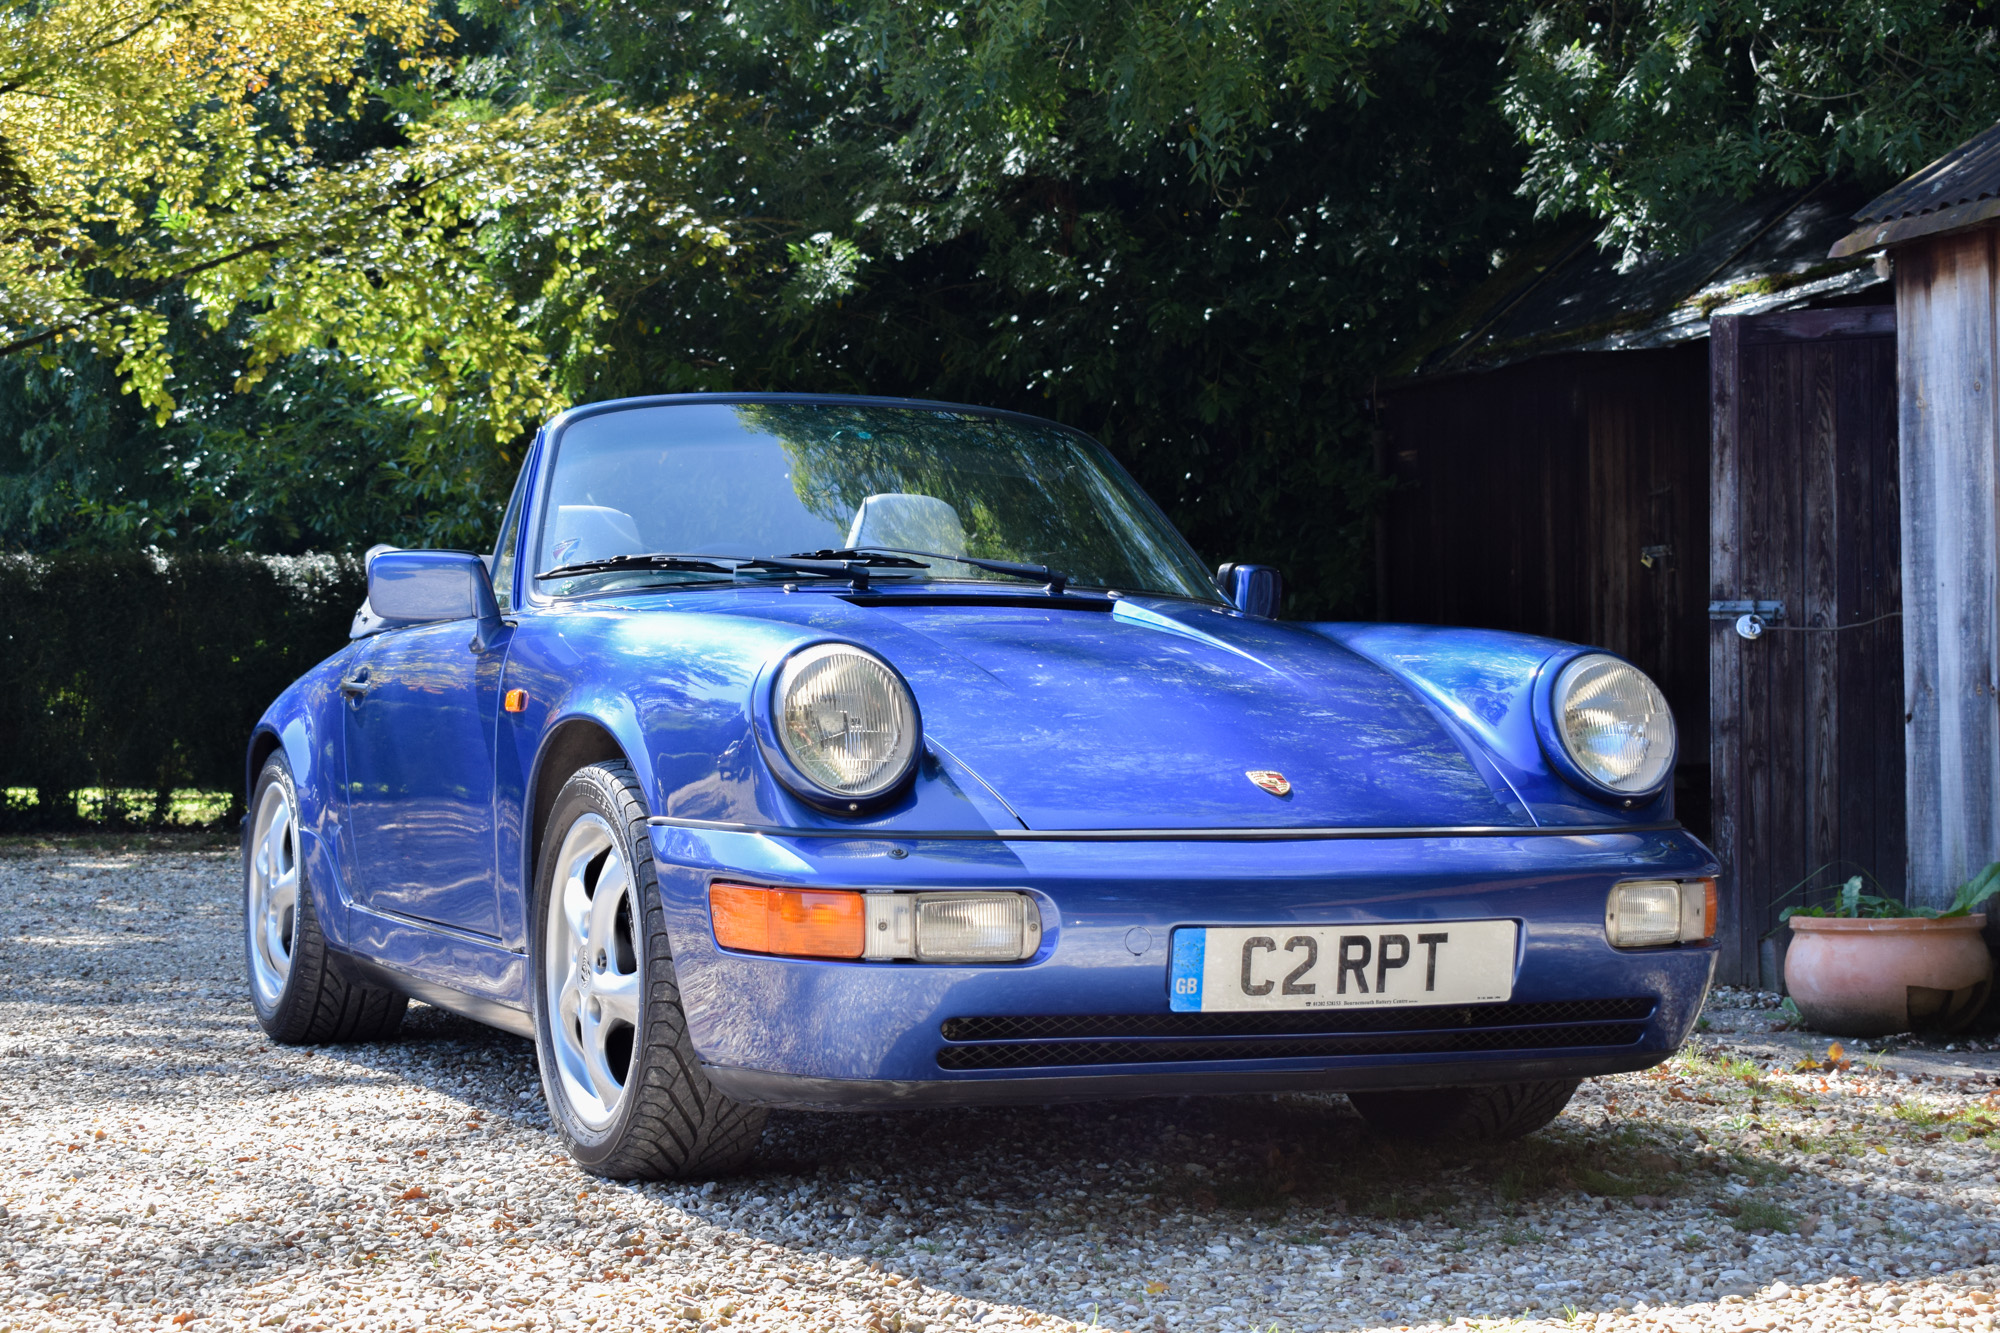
[341, 619, 511, 936]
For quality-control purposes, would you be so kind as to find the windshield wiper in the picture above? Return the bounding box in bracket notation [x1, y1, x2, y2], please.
[537, 553, 738, 580]
[538, 550, 917, 590]
[792, 547, 1070, 596]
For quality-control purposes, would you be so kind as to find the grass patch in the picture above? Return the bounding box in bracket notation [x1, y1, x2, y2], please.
[0, 828, 237, 856]
[1725, 1150, 1794, 1185]
[1892, 1101, 1945, 1128]
[1730, 1197, 1797, 1233]
[1573, 1166, 1647, 1198]
[0, 786, 236, 837]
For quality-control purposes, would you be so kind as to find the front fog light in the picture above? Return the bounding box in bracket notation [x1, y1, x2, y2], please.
[1606, 878, 1718, 948]
[915, 893, 1037, 962]
[867, 891, 1042, 962]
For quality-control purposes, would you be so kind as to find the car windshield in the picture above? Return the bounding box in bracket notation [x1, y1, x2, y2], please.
[530, 401, 1221, 601]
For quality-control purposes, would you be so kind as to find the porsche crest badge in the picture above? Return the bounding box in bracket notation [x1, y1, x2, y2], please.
[1246, 769, 1291, 797]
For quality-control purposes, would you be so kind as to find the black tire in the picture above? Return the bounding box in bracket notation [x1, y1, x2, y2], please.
[1347, 1078, 1581, 1143]
[244, 753, 407, 1044]
[530, 761, 766, 1179]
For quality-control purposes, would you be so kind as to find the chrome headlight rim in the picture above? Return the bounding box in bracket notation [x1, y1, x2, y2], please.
[754, 640, 923, 814]
[1532, 649, 1677, 803]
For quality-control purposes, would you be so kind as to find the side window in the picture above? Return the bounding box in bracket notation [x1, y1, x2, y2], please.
[491, 470, 529, 612]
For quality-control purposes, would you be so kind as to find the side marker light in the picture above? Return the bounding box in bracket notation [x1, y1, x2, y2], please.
[503, 689, 529, 713]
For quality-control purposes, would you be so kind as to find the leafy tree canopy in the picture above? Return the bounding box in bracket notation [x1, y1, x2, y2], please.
[1502, 0, 2000, 258]
[6, 0, 1999, 612]
[0, 0, 735, 486]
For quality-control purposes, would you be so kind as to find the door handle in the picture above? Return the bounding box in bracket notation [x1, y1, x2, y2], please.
[338, 670, 372, 700]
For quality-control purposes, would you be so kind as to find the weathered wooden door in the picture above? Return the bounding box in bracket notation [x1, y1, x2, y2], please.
[1709, 307, 1903, 985]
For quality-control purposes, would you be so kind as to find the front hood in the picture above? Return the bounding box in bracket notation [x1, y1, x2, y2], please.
[720, 592, 1526, 830]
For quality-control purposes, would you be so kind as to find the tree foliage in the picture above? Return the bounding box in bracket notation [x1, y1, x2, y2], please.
[0, 0, 735, 488]
[1502, 0, 2000, 257]
[11, 0, 1997, 611]
[459, 0, 1531, 613]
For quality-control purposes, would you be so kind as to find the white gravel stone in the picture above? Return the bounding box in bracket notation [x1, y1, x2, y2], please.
[3, 849, 1998, 1333]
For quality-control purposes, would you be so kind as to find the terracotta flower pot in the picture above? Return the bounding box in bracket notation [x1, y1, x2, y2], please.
[1784, 913, 1992, 1037]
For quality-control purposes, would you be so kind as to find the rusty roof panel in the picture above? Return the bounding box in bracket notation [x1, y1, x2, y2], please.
[1833, 120, 2000, 256]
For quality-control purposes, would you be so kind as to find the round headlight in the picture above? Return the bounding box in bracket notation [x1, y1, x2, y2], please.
[1551, 654, 1676, 794]
[773, 644, 919, 801]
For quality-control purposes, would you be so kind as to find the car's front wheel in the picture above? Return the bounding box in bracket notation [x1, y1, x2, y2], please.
[1347, 1078, 1580, 1143]
[531, 761, 766, 1179]
[244, 752, 408, 1043]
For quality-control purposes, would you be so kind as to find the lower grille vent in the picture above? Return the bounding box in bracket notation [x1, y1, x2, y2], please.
[935, 997, 1655, 1071]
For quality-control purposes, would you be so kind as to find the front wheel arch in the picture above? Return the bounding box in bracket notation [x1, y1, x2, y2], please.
[246, 727, 283, 811]
[527, 718, 629, 903]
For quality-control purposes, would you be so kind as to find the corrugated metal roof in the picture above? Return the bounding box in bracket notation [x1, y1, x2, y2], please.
[1392, 185, 1883, 379]
[1831, 121, 2000, 257]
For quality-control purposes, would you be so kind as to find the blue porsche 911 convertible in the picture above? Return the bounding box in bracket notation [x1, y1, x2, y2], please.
[244, 393, 1718, 1178]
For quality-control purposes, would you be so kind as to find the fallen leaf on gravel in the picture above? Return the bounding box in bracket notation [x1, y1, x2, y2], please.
[400, 1186, 428, 1200]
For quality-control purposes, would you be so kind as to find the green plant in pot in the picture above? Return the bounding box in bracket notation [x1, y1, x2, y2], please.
[1782, 865, 2000, 1037]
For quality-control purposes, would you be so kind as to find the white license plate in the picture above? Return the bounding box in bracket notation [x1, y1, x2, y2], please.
[1169, 921, 1518, 1012]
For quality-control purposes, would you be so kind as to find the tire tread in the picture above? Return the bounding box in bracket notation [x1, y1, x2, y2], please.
[537, 761, 765, 1179]
[249, 757, 407, 1046]
[1347, 1077, 1580, 1143]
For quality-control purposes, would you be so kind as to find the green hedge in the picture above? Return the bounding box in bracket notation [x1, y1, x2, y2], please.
[0, 553, 364, 829]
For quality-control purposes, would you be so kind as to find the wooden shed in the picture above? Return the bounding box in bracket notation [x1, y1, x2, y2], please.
[1376, 187, 1900, 985]
[1831, 122, 2000, 910]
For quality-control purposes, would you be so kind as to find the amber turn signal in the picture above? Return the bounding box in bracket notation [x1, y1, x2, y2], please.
[503, 689, 529, 713]
[710, 883, 864, 959]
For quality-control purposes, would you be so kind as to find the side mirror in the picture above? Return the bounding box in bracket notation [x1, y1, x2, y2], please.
[367, 550, 505, 649]
[1215, 563, 1283, 618]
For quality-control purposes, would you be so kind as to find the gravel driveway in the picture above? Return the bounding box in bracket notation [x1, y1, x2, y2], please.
[5, 848, 2000, 1333]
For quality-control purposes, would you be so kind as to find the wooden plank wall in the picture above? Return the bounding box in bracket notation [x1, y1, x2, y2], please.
[1379, 345, 1712, 833]
[1897, 231, 2000, 904]
[1710, 309, 1902, 980]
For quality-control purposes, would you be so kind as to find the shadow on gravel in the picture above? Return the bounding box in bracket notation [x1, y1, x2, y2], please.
[299, 1001, 1768, 1328]
[332, 1002, 1724, 1231]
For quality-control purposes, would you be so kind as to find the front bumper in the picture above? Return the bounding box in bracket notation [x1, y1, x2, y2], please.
[650, 825, 1718, 1109]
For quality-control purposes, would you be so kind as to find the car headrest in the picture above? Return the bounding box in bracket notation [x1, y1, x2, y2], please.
[845, 493, 967, 557]
[549, 505, 643, 569]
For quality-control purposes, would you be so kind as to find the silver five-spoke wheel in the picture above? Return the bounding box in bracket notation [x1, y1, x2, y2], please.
[544, 813, 642, 1130]
[530, 761, 764, 1178]
[243, 751, 406, 1044]
[246, 777, 299, 1008]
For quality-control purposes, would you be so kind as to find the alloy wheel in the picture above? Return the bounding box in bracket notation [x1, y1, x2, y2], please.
[246, 779, 299, 1007]
[543, 814, 643, 1130]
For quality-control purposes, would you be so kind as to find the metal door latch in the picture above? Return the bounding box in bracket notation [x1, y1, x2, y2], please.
[1709, 600, 1785, 640]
